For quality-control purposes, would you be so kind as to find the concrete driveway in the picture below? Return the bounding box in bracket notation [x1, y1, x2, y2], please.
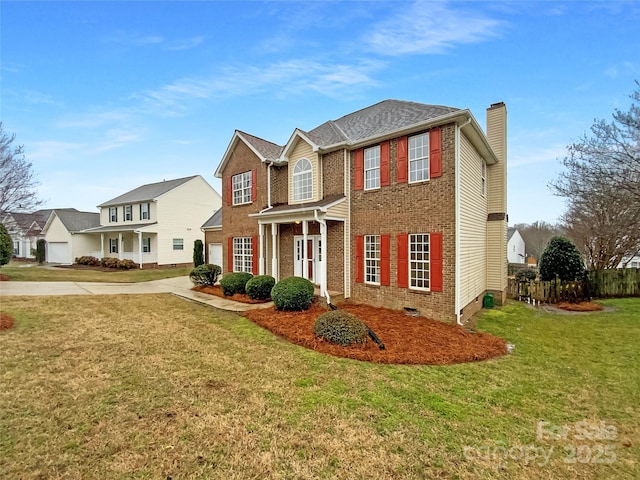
[0, 276, 273, 312]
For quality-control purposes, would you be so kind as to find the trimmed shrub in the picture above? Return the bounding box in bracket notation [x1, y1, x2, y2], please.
[118, 259, 138, 270]
[99, 257, 137, 270]
[75, 256, 101, 266]
[271, 276, 314, 311]
[245, 275, 275, 300]
[539, 236, 585, 281]
[515, 268, 537, 282]
[0, 223, 11, 266]
[189, 263, 221, 287]
[36, 239, 46, 264]
[314, 310, 368, 346]
[193, 239, 204, 267]
[220, 271, 253, 296]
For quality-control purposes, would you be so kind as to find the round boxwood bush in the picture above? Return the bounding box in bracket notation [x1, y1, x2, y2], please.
[314, 310, 368, 346]
[219, 271, 253, 296]
[271, 276, 314, 311]
[245, 275, 275, 300]
[189, 264, 222, 287]
[539, 236, 585, 281]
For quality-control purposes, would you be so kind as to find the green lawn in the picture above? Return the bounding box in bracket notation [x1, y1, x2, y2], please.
[1, 261, 191, 282]
[0, 296, 638, 479]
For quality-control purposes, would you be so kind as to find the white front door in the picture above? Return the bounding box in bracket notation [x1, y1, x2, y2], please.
[294, 235, 321, 284]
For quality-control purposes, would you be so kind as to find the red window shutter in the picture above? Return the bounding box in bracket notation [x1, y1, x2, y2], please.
[380, 141, 390, 186]
[380, 234, 390, 286]
[430, 232, 443, 292]
[355, 235, 364, 283]
[354, 149, 364, 190]
[430, 128, 442, 178]
[226, 176, 233, 206]
[397, 233, 408, 288]
[227, 237, 234, 273]
[252, 236, 259, 275]
[251, 169, 257, 202]
[397, 136, 408, 183]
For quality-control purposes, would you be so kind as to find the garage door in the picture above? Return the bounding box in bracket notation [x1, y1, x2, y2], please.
[208, 243, 222, 268]
[47, 242, 71, 264]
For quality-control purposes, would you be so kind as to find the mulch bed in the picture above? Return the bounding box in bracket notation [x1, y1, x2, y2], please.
[242, 302, 508, 365]
[0, 313, 16, 331]
[557, 301, 604, 312]
[192, 285, 270, 304]
[0, 274, 9, 281]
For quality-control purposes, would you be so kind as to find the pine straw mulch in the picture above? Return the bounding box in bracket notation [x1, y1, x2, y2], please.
[557, 301, 604, 312]
[0, 313, 16, 331]
[242, 302, 508, 365]
[192, 285, 270, 304]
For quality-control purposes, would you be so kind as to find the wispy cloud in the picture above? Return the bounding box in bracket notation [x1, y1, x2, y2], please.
[510, 144, 567, 168]
[168, 36, 206, 51]
[364, 1, 503, 55]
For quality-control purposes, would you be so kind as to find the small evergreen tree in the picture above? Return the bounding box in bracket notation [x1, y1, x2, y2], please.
[539, 236, 585, 281]
[193, 239, 204, 267]
[0, 223, 12, 266]
[36, 238, 46, 264]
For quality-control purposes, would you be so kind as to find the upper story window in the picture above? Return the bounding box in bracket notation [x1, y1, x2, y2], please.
[140, 203, 150, 220]
[232, 171, 252, 205]
[409, 233, 430, 291]
[293, 158, 313, 202]
[109, 207, 118, 223]
[364, 145, 380, 190]
[409, 133, 429, 183]
[124, 205, 133, 221]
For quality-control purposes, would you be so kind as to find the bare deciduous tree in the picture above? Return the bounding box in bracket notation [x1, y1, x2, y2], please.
[0, 122, 42, 213]
[512, 221, 564, 261]
[550, 83, 640, 270]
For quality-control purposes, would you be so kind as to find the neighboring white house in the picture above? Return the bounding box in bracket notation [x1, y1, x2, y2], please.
[618, 255, 640, 268]
[507, 227, 526, 264]
[0, 209, 64, 259]
[80, 175, 222, 267]
[42, 210, 101, 264]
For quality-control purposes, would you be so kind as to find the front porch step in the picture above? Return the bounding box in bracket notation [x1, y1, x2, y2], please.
[314, 289, 344, 307]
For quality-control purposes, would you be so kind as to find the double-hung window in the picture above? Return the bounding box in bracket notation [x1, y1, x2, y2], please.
[409, 133, 429, 183]
[124, 205, 133, 221]
[409, 233, 430, 290]
[140, 203, 150, 220]
[364, 235, 381, 285]
[109, 207, 118, 223]
[142, 238, 151, 253]
[293, 158, 313, 201]
[364, 145, 380, 190]
[233, 237, 253, 273]
[109, 238, 119, 253]
[232, 171, 252, 205]
[173, 238, 184, 250]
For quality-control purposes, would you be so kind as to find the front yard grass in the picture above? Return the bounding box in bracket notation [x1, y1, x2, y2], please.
[0, 261, 191, 282]
[0, 296, 638, 479]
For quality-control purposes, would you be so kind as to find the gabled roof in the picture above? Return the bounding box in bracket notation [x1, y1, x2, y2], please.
[98, 175, 199, 207]
[201, 208, 222, 229]
[48, 210, 100, 233]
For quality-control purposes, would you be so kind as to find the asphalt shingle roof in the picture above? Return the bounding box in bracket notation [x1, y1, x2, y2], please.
[54, 210, 100, 232]
[98, 176, 198, 207]
[201, 208, 222, 229]
[238, 131, 283, 161]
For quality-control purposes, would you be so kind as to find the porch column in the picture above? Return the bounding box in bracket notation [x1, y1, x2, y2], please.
[319, 220, 327, 297]
[271, 223, 278, 281]
[137, 231, 143, 269]
[259, 223, 265, 275]
[302, 220, 308, 280]
[118, 233, 123, 260]
[100, 234, 104, 259]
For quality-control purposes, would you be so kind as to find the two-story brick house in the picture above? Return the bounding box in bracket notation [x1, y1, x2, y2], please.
[214, 100, 507, 324]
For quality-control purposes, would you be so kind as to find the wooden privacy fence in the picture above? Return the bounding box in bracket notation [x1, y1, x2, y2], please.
[507, 268, 640, 304]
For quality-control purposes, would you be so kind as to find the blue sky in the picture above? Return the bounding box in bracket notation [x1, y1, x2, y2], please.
[2, 1, 639, 225]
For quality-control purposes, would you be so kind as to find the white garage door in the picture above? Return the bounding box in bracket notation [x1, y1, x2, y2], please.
[208, 243, 222, 268]
[47, 242, 71, 264]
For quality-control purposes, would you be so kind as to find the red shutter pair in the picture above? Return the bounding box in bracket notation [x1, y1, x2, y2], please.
[227, 236, 259, 275]
[355, 235, 390, 285]
[226, 169, 257, 205]
[396, 128, 442, 183]
[354, 142, 390, 190]
[396, 232, 443, 292]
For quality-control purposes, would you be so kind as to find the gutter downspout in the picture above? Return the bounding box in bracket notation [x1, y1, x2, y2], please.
[455, 117, 472, 325]
[313, 209, 330, 305]
[258, 161, 274, 215]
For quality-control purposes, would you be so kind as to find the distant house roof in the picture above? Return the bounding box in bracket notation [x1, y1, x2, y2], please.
[98, 175, 198, 207]
[201, 209, 222, 229]
[507, 227, 517, 241]
[52, 210, 100, 233]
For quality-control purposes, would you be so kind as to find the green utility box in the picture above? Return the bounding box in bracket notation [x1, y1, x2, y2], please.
[483, 293, 494, 309]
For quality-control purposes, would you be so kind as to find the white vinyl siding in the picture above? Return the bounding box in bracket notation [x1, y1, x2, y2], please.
[409, 233, 430, 290]
[364, 145, 380, 190]
[409, 133, 429, 183]
[233, 237, 253, 273]
[288, 140, 320, 204]
[232, 171, 252, 205]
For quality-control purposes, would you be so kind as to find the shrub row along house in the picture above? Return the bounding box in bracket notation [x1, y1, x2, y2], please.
[213, 100, 508, 324]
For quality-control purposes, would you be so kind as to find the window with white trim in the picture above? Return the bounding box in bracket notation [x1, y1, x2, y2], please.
[173, 238, 184, 250]
[293, 158, 313, 201]
[481, 160, 487, 196]
[13, 241, 20, 255]
[140, 203, 150, 220]
[409, 133, 429, 183]
[365, 235, 380, 285]
[109, 207, 118, 223]
[109, 238, 119, 253]
[142, 237, 151, 253]
[232, 171, 252, 205]
[233, 237, 253, 273]
[364, 145, 380, 190]
[409, 233, 430, 290]
[124, 205, 133, 221]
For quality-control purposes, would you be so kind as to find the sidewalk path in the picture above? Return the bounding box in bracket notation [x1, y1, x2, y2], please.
[0, 276, 272, 312]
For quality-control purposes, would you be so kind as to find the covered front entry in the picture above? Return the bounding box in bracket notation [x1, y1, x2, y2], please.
[294, 235, 321, 284]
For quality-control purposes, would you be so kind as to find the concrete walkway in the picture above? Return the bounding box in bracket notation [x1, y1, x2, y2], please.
[0, 276, 273, 312]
